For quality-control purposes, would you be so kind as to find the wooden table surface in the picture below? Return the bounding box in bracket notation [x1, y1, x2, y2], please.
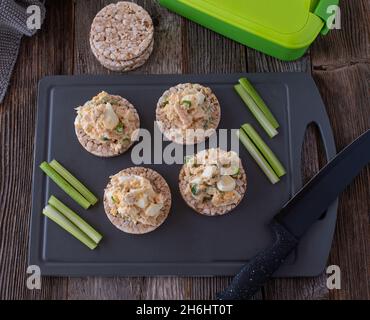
[0, 0, 369, 300]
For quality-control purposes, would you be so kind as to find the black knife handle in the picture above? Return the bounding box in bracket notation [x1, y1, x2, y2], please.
[217, 221, 298, 300]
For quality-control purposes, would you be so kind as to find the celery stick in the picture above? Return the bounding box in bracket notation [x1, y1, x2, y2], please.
[39, 162, 90, 209]
[242, 124, 286, 178]
[235, 84, 278, 138]
[239, 78, 279, 129]
[49, 160, 98, 206]
[237, 129, 280, 184]
[48, 196, 102, 244]
[43, 205, 97, 250]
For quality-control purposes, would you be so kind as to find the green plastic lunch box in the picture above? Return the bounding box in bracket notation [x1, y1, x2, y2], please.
[159, 0, 340, 61]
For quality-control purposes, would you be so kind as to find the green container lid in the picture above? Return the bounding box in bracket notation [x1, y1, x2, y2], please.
[159, 0, 339, 61]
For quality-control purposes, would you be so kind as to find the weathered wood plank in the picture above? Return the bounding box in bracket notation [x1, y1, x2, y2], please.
[310, 0, 370, 300]
[181, 19, 247, 74]
[246, 51, 312, 73]
[310, 0, 369, 67]
[67, 277, 144, 300]
[0, 0, 74, 300]
[312, 66, 370, 300]
[140, 278, 188, 300]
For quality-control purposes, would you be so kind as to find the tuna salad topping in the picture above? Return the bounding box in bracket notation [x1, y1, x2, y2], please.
[75, 91, 138, 152]
[182, 149, 243, 207]
[160, 87, 213, 130]
[105, 173, 164, 226]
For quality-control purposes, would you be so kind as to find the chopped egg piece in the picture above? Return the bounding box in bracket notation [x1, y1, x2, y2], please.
[202, 165, 217, 179]
[145, 203, 163, 217]
[136, 194, 149, 209]
[103, 103, 119, 130]
[220, 165, 240, 176]
[217, 176, 236, 192]
[195, 92, 205, 105]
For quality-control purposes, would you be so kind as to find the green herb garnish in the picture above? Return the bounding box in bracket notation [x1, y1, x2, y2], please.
[101, 136, 109, 141]
[182, 100, 192, 108]
[190, 184, 199, 196]
[115, 123, 124, 133]
[111, 196, 117, 203]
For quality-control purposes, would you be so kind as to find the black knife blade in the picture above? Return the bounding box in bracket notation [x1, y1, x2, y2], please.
[217, 129, 370, 300]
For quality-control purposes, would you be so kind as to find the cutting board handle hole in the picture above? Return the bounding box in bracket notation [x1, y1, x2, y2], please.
[301, 122, 329, 221]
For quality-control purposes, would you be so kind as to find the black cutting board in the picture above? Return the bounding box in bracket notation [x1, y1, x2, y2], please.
[29, 73, 337, 277]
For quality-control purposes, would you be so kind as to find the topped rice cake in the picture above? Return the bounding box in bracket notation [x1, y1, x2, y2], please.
[104, 167, 171, 234]
[179, 148, 247, 216]
[74, 91, 140, 157]
[156, 83, 221, 145]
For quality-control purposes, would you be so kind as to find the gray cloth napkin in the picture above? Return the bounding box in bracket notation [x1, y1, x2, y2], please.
[0, 0, 45, 103]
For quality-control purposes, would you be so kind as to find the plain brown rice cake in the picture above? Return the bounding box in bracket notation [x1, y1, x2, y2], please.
[156, 83, 221, 145]
[90, 1, 154, 72]
[104, 167, 172, 234]
[74, 91, 140, 157]
[90, 39, 154, 72]
[179, 148, 247, 216]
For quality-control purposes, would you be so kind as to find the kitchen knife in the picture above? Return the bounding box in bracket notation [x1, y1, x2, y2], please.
[217, 129, 370, 300]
